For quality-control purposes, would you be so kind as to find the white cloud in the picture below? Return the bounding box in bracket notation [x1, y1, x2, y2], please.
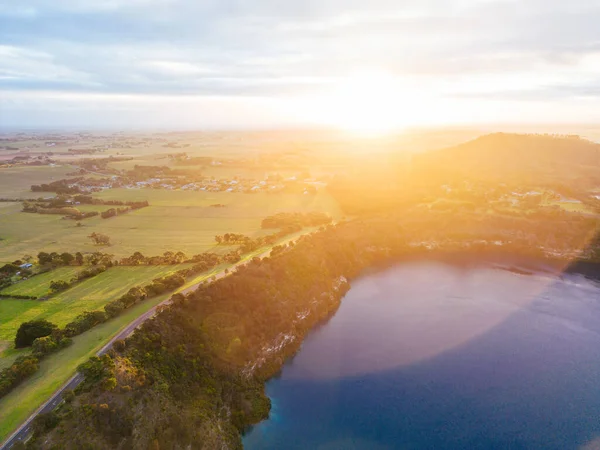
[143, 60, 214, 76]
[3, 0, 600, 127]
[0, 45, 98, 86]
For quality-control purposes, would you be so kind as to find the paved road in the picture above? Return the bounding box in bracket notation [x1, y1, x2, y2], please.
[0, 246, 276, 449]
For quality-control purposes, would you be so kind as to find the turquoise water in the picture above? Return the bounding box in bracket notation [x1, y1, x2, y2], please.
[244, 261, 600, 450]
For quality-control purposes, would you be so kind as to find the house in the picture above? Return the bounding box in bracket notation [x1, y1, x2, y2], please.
[19, 263, 33, 269]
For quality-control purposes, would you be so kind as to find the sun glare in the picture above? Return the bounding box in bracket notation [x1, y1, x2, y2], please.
[325, 71, 409, 136]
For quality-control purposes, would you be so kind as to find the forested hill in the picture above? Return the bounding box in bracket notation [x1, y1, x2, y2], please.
[411, 133, 600, 184]
[328, 133, 600, 214]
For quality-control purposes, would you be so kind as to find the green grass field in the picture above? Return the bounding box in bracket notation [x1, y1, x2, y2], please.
[0, 291, 172, 442]
[0, 267, 82, 298]
[0, 265, 190, 344]
[542, 199, 597, 214]
[0, 165, 74, 199]
[0, 155, 342, 444]
[0, 235, 299, 443]
[75, 204, 118, 213]
[0, 189, 342, 262]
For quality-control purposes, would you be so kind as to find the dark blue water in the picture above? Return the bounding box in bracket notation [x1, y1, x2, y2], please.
[243, 262, 600, 450]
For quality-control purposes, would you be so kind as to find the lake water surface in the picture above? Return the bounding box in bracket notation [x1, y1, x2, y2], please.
[243, 261, 600, 450]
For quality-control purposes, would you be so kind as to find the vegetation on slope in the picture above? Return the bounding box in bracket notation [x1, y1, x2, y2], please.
[28, 199, 600, 449]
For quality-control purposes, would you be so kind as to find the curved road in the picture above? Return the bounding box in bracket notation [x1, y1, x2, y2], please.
[0, 244, 279, 449]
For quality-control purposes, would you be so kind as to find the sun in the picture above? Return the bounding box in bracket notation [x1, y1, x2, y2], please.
[325, 70, 409, 136]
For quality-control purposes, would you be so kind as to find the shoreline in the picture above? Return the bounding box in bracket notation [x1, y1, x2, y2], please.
[243, 250, 600, 443]
[359, 248, 600, 282]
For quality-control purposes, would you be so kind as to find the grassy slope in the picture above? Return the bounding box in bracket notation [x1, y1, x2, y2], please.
[0, 267, 81, 298]
[0, 265, 191, 343]
[0, 239, 291, 443]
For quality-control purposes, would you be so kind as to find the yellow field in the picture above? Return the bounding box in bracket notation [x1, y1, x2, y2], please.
[0, 189, 342, 262]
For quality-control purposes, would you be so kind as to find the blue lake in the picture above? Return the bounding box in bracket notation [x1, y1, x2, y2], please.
[243, 261, 600, 450]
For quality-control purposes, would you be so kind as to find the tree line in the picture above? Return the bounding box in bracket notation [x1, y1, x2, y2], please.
[22, 197, 149, 221]
[261, 211, 332, 229]
[0, 247, 241, 402]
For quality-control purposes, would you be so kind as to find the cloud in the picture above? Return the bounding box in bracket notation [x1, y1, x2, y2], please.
[0, 45, 99, 88]
[2, 0, 600, 127]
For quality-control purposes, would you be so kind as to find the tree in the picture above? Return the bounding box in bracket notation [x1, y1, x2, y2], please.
[62, 389, 75, 403]
[0, 263, 19, 275]
[112, 339, 126, 353]
[88, 232, 111, 245]
[15, 320, 57, 348]
[60, 252, 75, 266]
[78, 354, 114, 384]
[32, 336, 58, 355]
[75, 252, 84, 265]
[37, 251, 53, 265]
[32, 411, 60, 434]
[131, 251, 145, 265]
[104, 300, 125, 318]
[102, 376, 117, 391]
[64, 311, 107, 337]
[50, 280, 70, 293]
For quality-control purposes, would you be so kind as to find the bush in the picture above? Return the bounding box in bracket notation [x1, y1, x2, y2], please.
[32, 411, 60, 434]
[31, 336, 58, 355]
[64, 311, 108, 337]
[112, 339, 126, 353]
[31, 333, 72, 356]
[104, 300, 125, 318]
[15, 319, 57, 348]
[63, 389, 75, 403]
[73, 265, 106, 282]
[0, 355, 40, 398]
[0, 263, 19, 275]
[50, 279, 70, 293]
[0, 294, 37, 300]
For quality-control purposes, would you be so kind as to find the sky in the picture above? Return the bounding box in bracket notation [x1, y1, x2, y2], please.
[2, 0, 600, 130]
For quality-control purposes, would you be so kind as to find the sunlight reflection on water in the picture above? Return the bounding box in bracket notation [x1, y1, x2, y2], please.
[244, 261, 600, 450]
[286, 262, 558, 380]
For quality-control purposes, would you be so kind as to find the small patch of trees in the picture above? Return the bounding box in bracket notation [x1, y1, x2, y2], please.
[64, 311, 108, 337]
[15, 319, 57, 348]
[0, 355, 40, 398]
[38, 251, 77, 266]
[119, 250, 187, 266]
[215, 233, 250, 245]
[31, 333, 72, 356]
[88, 232, 111, 245]
[261, 212, 332, 229]
[0, 263, 20, 275]
[67, 211, 99, 220]
[31, 178, 84, 194]
[72, 265, 107, 282]
[49, 280, 70, 293]
[100, 205, 145, 219]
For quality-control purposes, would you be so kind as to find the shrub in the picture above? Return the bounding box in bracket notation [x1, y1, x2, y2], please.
[15, 319, 57, 348]
[64, 311, 108, 337]
[0, 355, 40, 398]
[50, 279, 70, 293]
